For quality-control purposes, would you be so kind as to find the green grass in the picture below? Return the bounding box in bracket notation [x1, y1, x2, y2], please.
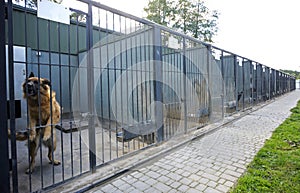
[231, 101, 300, 193]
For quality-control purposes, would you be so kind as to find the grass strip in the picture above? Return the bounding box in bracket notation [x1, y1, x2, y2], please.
[231, 100, 300, 193]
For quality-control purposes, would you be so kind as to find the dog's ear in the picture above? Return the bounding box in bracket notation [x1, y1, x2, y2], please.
[42, 78, 51, 87]
[29, 72, 35, 78]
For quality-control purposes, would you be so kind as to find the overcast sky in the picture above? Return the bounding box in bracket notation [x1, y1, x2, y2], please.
[92, 0, 300, 71]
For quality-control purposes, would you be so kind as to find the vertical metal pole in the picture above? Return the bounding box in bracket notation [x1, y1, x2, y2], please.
[221, 51, 224, 118]
[105, 11, 112, 159]
[250, 61, 253, 107]
[234, 55, 238, 111]
[259, 64, 264, 101]
[270, 69, 272, 99]
[274, 70, 277, 96]
[220, 50, 225, 119]
[0, 1, 10, 193]
[57, 22, 65, 183]
[7, 0, 18, 192]
[256, 63, 259, 103]
[206, 45, 211, 120]
[182, 38, 187, 133]
[242, 59, 245, 110]
[87, 3, 96, 172]
[268, 67, 271, 100]
[287, 75, 289, 92]
[153, 26, 164, 142]
[23, 2, 32, 190]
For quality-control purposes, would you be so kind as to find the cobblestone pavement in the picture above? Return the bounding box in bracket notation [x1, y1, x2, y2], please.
[87, 91, 300, 193]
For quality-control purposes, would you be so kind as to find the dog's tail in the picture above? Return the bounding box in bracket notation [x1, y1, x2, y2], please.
[8, 129, 29, 141]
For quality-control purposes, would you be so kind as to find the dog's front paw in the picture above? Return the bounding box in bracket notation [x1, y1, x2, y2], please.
[49, 160, 61, 165]
[25, 168, 33, 174]
[43, 132, 51, 141]
[29, 133, 36, 141]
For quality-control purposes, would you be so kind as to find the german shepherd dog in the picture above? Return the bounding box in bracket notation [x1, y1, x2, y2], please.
[9, 72, 61, 173]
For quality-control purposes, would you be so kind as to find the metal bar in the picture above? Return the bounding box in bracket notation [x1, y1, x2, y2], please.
[7, 0, 18, 191]
[97, 8, 105, 164]
[129, 19, 135, 151]
[268, 67, 271, 100]
[135, 21, 139, 125]
[47, 19, 55, 185]
[67, 19, 74, 178]
[274, 70, 278, 97]
[0, 1, 10, 192]
[105, 10, 112, 159]
[170, 43, 175, 136]
[74, 13, 82, 173]
[134, 21, 140, 149]
[250, 61, 254, 107]
[58, 21, 65, 181]
[206, 45, 212, 120]
[242, 58, 245, 110]
[36, 13, 44, 189]
[118, 15, 125, 155]
[153, 26, 164, 142]
[261, 64, 263, 100]
[23, 0, 32, 190]
[260, 65, 262, 98]
[234, 55, 238, 111]
[274, 70, 277, 96]
[140, 25, 144, 125]
[255, 63, 258, 104]
[183, 38, 187, 134]
[221, 51, 224, 118]
[126, 19, 132, 150]
[174, 44, 179, 135]
[87, 2, 96, 173]
[148, 26, 154, 144]
[113, 13, 119, 158]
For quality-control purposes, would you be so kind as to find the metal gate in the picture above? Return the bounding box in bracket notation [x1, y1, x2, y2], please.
[0, 0, 296, 192]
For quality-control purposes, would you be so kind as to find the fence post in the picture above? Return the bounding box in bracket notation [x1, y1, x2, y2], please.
[206, 45, 212, 120]
[268, 67, 271, 100]
[274, 70, 277, 96]
[0, 1, 10, 192]
[153, 26, 164, 142]
[256, 63, 259, 103]
[87, 2, 96, 173]
[234, 55, 238, 111]
[242, 59, 245, 110]
[221, 51, 224, 118]
[250, 61, 253, 107]
[7, 0, 19, 191]
[182, 38, 187, 133]
[260, 65, 262, 100]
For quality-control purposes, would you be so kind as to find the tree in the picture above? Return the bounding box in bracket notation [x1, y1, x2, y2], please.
[144, 0, 219, 43]
[144, 0, 174, 26]
[172, 0, 194, 34]
[280, 69, 300, 79]
[190, 2, 219, 42]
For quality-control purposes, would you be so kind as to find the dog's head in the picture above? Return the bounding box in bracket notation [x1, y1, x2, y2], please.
[22, 72, 51, 99]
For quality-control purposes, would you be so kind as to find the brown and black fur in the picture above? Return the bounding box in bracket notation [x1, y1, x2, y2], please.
[9, 72, 61, 173]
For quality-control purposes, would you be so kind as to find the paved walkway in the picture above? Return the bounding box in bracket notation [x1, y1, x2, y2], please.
[87, 91, 300, 193]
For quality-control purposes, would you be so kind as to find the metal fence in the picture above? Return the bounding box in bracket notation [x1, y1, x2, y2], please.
[0, 0, 296, 192]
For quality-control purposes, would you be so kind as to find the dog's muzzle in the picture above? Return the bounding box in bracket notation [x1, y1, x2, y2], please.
[25, 82, 37, 96]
